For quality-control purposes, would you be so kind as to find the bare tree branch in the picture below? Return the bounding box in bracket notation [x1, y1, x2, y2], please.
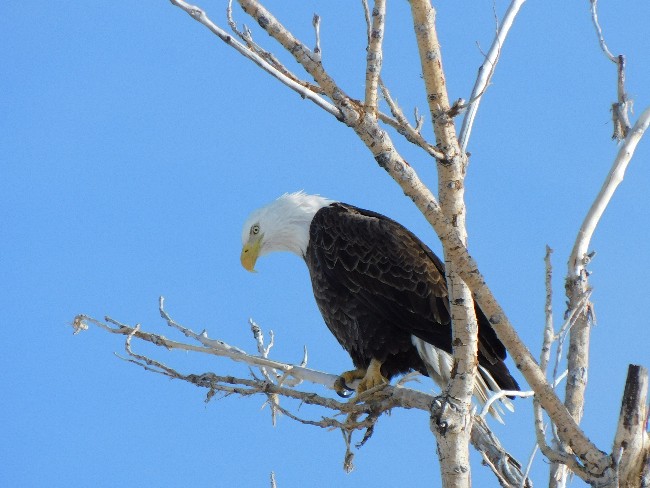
[556, 98, 650, 486]
[588, 0, 632, 140]
[171, 0, 341, 118]
[363, 0, 385, 115]
[589, 0, 616, 63]
[225, 4, 326, 98]
[312, 14, 321, 61]
[73, 309, 530, 484]
[408, 1, 476, 485]
[564, 104, 650, 425]
[217, 2, 615, 478]
[361, 0, 372, 45]
[126, 2, 650, 485]
[567, 105, 650, 280]
[542, 246, 555, 375]
[459, 0, 526, 153]
[379, 81, 442, 159]
[471, 415, 533, 488]
[532, 249, 556, 486]
[612, 365, 649, 487]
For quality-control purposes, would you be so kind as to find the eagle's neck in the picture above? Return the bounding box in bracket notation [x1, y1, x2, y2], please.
[265, 192, 333, 258]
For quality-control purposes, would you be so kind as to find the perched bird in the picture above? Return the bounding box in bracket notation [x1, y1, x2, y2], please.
[241, 192, 519, 420]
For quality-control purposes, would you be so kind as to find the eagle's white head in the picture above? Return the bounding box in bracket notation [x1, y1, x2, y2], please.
[240, 191, 334, 271]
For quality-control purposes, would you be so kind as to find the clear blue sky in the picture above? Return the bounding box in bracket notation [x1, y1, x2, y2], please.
[2, 1, 649, 487]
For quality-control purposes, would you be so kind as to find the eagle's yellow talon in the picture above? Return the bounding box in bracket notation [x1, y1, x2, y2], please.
[357, 358, 387, 394]
[334, 359, 387, 396]
[334, 368, 366, 397]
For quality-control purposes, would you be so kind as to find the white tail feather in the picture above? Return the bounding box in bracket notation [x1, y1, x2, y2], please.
[411, 337, 513, 424]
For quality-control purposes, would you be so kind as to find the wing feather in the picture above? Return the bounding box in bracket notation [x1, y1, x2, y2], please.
[307, 203, 518, 391]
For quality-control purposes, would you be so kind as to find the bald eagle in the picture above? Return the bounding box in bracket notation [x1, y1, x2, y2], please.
[241, 192, 519, 420]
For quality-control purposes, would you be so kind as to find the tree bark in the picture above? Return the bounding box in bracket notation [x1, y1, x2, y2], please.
[408, 1, 475, 486]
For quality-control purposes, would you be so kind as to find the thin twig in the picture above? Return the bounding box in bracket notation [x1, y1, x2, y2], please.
[249, 318, 281, 422]
[552, 292, 592, 388]
[379, 81, 443, 159]
[312, 14, 321, 62]
[361, 0, 371, 45]
[589, 0, 631, 140]
[226, 2, 325, 97]
[612, 55, 631, 140]
[171, 0, 340, 117]
[541, 245, 554, 373]
[589, 0, 616, 63]
[459, 0, 526, 153]
[521, 440, 540, 488]
[532, 392, 593, 482]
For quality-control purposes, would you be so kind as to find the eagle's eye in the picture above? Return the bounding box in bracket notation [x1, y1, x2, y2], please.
[251, 224, 260, 235]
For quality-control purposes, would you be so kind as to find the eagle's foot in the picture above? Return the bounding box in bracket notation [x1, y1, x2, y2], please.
[334, 368, 366, 398]
[357, 358, 387, 394]
[334, 359, 388, 398]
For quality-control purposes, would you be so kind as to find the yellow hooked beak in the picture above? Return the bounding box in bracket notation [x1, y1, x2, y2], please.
[240, 236, 262, 272]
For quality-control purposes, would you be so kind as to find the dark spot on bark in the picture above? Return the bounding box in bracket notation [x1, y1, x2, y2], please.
[257, 16, 269, 29]
[375, 152, 391, 169]
[489, 314, 502, 325]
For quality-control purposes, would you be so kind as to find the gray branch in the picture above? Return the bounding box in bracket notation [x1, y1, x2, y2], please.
[72, 307, 530, 485]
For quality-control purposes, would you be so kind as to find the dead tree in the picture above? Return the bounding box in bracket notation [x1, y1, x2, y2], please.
[74, 1, 649, 486]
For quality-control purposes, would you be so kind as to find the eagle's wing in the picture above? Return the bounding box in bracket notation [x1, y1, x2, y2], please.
[309, 203, 518, 392]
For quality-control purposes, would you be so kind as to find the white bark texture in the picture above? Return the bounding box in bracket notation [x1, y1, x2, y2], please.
[408, 1, 475, 486]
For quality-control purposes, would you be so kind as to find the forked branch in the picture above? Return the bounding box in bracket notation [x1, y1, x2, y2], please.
[171, 0, 341, 118]
[563, 104, 650, 441]
[174, 1, 610, 477]
[161, 1, 650, 485]
[589, 0, 632, 140]
[73, 306, 530, 485]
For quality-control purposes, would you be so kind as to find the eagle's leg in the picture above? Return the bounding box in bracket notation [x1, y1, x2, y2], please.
[357, 358, 388, 394]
